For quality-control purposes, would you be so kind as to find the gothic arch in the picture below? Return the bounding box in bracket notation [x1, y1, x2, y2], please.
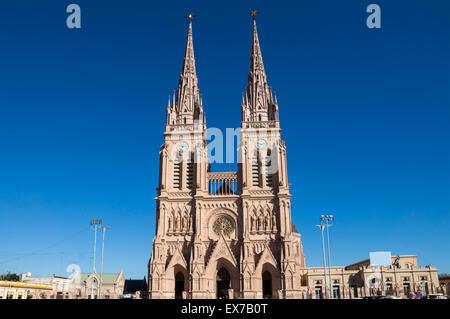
[255, 244, 278, 274]
[172, 264, 189, 298]
[260, 263, 281, 299]
[213, 257, 240, 297]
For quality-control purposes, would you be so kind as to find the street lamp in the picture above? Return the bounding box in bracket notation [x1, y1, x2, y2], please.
[315, 224, 328, 299]
[90, 219, 102, 299]
[320, 215, 334, 298]
[99, 225, 111, 299]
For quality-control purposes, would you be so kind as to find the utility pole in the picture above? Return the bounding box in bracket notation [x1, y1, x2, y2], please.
[315, 223, 328, 299]
[99, 225, 111, 299]
[90, 219, 102, 299]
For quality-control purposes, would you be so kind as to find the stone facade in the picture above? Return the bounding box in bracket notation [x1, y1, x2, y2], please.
[438, 274, 450, 296]
[301, 255, 440, 299]
[148, 16, 305, 299]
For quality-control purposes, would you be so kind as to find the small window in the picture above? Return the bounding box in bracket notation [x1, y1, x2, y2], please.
[173, 161, 181, 189]
[251, 155, 260, 186]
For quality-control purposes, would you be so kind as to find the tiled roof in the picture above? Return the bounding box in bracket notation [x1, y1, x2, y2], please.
[79, 273, 120, 284]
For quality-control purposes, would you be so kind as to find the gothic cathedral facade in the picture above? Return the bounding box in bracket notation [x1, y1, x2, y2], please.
[148, 15, 306, 299]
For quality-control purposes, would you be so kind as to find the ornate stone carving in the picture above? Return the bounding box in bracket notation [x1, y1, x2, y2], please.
[212, 216, 235, 236]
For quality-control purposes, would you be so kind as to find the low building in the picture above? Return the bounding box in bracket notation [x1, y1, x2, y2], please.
[20, 272, 74, 299]
[73, 270, 125, 299]
[123, 278, 148, 299]
[19, 270, 126, 299]
[438, 274, 450, 296]
[0, 280, 53, 299]
[301, 255, 439, 299]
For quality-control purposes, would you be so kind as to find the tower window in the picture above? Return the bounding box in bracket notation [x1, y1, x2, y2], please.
[251, 155, 260, 187]
[265, 150, 273, 187]
[173, 161, 181, 189]
[186, 154, 194, 190]
[265, 165, 273, 187]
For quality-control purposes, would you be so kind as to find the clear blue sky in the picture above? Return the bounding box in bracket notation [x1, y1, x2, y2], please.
[0, 0, 449, 279]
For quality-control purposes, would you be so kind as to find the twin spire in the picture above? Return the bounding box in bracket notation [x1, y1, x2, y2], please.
[242, 13, 279, 125]
[166, 12, 203, 126]
[166, 11, 279, 128]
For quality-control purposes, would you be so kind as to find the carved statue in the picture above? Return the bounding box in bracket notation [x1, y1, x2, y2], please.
[189, 213, 193, 232]
[272, 214, 277, 231]
[251, 214, 256, 232]
[258, 214, 264, 231]
[265, 214, 270, 231]
[175, 215, 180, 232]
[182, 214, 188, 231]
[168, 215, 173, 233]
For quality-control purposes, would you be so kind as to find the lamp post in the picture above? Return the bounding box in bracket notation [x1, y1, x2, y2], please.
[90, 219, 102, 299]
[320, 215, 334, 298]
[315, 223, 328, 299]
[99, 225, 111, 299]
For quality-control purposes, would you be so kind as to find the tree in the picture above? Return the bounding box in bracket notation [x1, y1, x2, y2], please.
[0, 272, 19, 281]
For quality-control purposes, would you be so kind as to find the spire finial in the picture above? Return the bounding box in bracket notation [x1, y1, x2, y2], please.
[249, 9, 259, 19]
[185, 12, 196, 22]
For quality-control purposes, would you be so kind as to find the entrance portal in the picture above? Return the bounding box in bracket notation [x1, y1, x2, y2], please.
[216, 267, 231, 299]
[262, 271, 272, 298]
[175, 272, 184, 299]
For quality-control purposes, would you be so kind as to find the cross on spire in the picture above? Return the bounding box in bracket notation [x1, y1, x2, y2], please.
[249, 9, 259, 19]
[185, 12, 196, 22]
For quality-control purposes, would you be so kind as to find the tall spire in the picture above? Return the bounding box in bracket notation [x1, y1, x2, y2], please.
[167, 12, 203, 127]
[249, 10, 267, 86]
[180, 13, 197, 85]
[242, 10, 278, 125]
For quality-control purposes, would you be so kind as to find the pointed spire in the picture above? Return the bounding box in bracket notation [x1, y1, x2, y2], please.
[249, 15, 266, 81]
[242, 10, 276, 125]
[180, 15, 197, 81]
[166, 13, 204, 127]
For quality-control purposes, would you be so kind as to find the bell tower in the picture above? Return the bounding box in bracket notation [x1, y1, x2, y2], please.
[238, 10, 305, 299]
[149, 13, 209, 299]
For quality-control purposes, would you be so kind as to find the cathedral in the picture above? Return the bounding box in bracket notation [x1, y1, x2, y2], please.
[148, 12, 306, 299]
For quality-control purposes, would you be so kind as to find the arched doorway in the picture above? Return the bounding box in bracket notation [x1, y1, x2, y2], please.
[175, 272, 184, 299]
[262, 271, 272, 298]
[216, 267, 231, 299]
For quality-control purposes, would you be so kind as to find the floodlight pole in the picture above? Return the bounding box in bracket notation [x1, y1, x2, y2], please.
[99, 225, 111, 299]
[315, 223, 328, 299]
[90, 219, 102, 299]
[322, 215, 334, 299]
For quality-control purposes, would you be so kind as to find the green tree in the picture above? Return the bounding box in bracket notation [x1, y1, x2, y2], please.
[0, 272, 19, 281]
